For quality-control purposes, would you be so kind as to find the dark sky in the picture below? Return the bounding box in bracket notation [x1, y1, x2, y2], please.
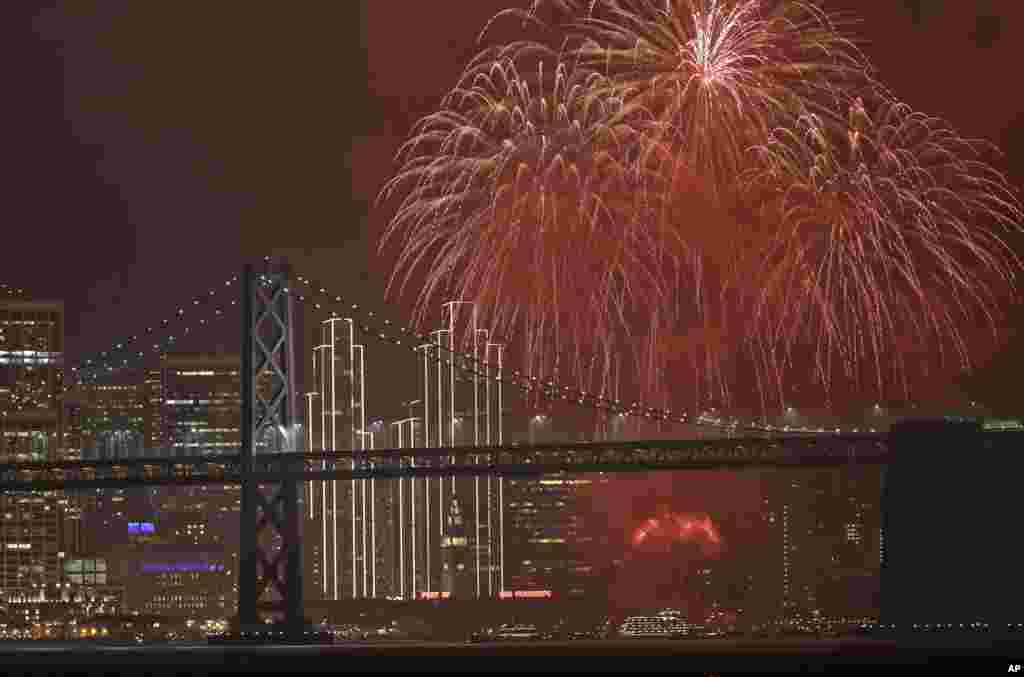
[7, 1, 1024, 415]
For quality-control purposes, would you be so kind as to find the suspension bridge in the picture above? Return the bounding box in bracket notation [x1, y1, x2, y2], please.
[1, 257, 1020, 638]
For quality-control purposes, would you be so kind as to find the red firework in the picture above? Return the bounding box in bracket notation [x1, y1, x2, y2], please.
[631, 510, 722, 553]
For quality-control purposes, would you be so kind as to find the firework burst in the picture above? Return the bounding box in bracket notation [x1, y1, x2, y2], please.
[379, 44, 686, 394]
[555, 0, 874, 203]
[379, 3, 1024, 417]
[499, 0, 883, 410]
[739, 96, 1024, 406]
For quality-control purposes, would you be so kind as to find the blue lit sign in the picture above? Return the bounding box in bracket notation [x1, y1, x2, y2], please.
[128, 522, 155, 534]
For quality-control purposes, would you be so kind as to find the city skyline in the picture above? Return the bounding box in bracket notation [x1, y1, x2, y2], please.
[1, 333, 889, 626]
[2, 0, 1023, 655]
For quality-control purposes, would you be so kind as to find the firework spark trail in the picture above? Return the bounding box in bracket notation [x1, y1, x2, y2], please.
[380, 2, 1024, 418]
[502, 0, 884, 411]
[379, 44, 687, 395]
[552, 0, 876, 202]
[739, 96, 1024, 405]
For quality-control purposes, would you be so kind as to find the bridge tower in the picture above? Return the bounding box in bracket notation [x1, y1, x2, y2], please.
[882, 419, 1023, 632]
[237, 260, 306, 635]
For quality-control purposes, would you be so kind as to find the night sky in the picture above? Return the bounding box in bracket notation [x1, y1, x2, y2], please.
[8, 1, 1024, 414]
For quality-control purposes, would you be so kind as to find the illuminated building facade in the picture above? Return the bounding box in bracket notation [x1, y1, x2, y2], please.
[80, 484, 240, 616]
[303, 324, 360, 603]
[143, 368, 163, 449]
[67, 382, 146, 460]
[60, 379, 147, 554]
[440, 495, 473, 599]
[761, 469, 882, 623]
[70, 354, 244, 615]
[160, 353, 240, 455]
[1, 554, 124, 624]
[108, 543, 234, 617]
[504, 474, 599, 598]
[822, 468, 882, 619]
[0, 299, 64, 463]
[0, 494, 66, 594]
[62, 556, 107, 586]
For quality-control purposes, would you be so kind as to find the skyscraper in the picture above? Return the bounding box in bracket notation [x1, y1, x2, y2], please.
[143, 368, 164, 449]
[0, 297, 75, 602]
[0, 493, 67, 598]
[66, 381, 146, 460]
[440, 494, 473, 599]
[761, 467, 882, 624]
[160, 353, 241, 455]
[0, 299, 64, 462]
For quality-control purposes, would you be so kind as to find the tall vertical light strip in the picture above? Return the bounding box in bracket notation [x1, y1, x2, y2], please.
[441, 303, 472, 585]
[441, 300, 473, 441]
[323, 321, 340, 600]
[496, 343, 504, 595]
[329, 319, 342, 602]
[370, 431, 376, 600]
[355, 345, 368, 598]
[393, 422, 404, 599]
[315, 342, 329, 598]
[432, 329, 446, 557]
[485, 341, 493, 597]
[443, 304, 456, 463]
[424, 444, 430, 597]
[305, 392, 316, 520]
[393, 417, 420, 599]
[309, 349, 318, 526]
[447, 304, 460, 598]
[358, 344, 366, 598]
[418, 343, 431, 597]
[345, 319, 357, 599]
[473, 326, 480, 598]
[430, 327, 450, 596]
[356, 427, 374, 599]
[409, 418, 417, 599]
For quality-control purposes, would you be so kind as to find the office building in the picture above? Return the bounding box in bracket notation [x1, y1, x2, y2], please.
[65, 381, 146, 460]
[107, 542, 234, 617]
[761, 471, 833, 621]
[0, 297, 81, 603]
[143, 368, 164, 449]
[0, 299, 64, 462]
[160, 353, 241, 455]
[504, 473, 602, 598]
[0, 494, 67, 594]
[760, 467, 883, 624]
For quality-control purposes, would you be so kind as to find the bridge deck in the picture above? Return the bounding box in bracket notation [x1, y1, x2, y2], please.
[0, 436, 899, 490]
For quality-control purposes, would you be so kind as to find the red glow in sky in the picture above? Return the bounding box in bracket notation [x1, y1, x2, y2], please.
[572, 472, 761, 615]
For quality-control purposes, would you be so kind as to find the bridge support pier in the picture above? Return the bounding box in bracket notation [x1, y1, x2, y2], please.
[238, 260, 307, 637]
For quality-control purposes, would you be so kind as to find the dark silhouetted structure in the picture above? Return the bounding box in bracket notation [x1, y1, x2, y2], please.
[882, 419, 1022, 630]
